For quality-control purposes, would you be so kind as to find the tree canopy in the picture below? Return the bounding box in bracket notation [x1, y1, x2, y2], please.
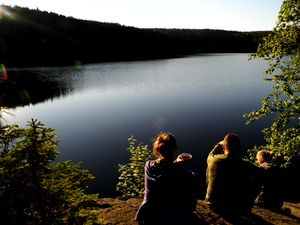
[245, 0, 300, 166]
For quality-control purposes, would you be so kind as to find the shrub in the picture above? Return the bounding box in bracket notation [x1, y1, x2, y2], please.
[116, 136, 153, 199]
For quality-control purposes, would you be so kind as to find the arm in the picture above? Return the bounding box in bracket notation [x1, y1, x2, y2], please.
[209, 143, 224, 157]
[205, 158, 219, 204]
[205, 142, 224, 204]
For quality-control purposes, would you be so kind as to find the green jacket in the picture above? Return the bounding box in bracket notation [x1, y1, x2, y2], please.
[205, 144, 260, 215]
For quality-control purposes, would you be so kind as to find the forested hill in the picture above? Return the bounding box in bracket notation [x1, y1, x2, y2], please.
[0, 5, 269, 68]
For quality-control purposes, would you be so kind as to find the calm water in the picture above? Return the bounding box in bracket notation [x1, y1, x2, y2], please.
[3, 53, 272, 196]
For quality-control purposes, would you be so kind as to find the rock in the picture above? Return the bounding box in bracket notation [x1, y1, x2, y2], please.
[284, 202, 300, 218]
[97, 198, 300, 225]
[97, 198, 141, 225]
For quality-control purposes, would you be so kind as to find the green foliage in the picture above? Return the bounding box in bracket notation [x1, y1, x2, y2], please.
[244, 0, 300, 167]
[0, 118, 100, 225]
[116, 136, 153, 199]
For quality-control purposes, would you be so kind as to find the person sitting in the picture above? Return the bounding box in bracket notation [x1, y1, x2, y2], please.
[255, 150, 284, 210]
[135, 132, 198, 225]
[205, 133, 260, 220]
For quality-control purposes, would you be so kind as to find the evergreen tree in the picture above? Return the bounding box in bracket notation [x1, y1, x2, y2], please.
[0, 118, 100, 225]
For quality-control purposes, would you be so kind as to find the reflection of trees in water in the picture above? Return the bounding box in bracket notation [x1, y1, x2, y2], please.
[0, 70, 76, 108]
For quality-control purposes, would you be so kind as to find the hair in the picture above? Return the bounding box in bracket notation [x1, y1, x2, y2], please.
[257, 150, 273, 163]
[223, 133, 240, 153]
[153, 132, 177, 159]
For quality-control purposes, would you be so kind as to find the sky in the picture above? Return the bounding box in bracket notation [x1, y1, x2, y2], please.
[0, 0, 284, 31]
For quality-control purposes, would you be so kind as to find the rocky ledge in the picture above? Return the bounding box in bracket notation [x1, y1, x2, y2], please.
[97, 198, 300, 225]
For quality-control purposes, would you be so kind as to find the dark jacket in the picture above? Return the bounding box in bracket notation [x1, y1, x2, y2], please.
[255, 162, 284, 209]
[136, 159, 198, 225]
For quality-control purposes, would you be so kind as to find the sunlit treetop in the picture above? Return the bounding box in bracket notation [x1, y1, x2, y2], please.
[253, 0, 300, 60]
[246, 0, 300, 167]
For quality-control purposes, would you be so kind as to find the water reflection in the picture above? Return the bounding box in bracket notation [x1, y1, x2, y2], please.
[2, 54, 273, 196]
[0, 68, 78, 107]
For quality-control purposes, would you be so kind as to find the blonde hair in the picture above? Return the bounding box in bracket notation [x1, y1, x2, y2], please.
[153, 132, 177, 159]
[257, 150, 273, 163]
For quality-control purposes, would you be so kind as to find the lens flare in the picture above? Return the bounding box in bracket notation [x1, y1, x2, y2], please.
[74, 60, 82, 69]
[0, 6, 15, 19]
[0, 6, 3, 19]
[0, 64, 8, 81]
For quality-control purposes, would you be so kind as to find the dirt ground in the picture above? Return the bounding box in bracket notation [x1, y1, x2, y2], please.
[97, 198, 300, 225]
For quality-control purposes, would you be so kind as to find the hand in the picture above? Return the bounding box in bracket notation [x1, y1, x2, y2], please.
[214, 141, 224, 154]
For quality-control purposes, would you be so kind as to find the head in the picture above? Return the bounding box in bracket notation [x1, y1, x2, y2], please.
[256, 150, 273, 165]
[222, 133, 240, 155]
[153, 132, 177, 160]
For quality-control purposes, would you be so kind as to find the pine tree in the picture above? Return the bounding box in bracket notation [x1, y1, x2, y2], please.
[0, 118, 100, 225]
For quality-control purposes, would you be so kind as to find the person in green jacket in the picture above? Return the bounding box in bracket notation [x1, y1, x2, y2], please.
[205, 133, 260, 220]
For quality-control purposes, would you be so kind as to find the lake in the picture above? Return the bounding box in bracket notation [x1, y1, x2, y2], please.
[3, 53, 272, 196]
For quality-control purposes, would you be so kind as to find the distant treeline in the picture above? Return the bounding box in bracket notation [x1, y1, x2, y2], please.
[0, 5, 269, 68]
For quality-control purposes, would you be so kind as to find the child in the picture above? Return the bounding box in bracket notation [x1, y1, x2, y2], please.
[255, 150, 284, 210]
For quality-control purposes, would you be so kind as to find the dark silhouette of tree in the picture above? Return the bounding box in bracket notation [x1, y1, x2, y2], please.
[0, 5, 268, 68]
